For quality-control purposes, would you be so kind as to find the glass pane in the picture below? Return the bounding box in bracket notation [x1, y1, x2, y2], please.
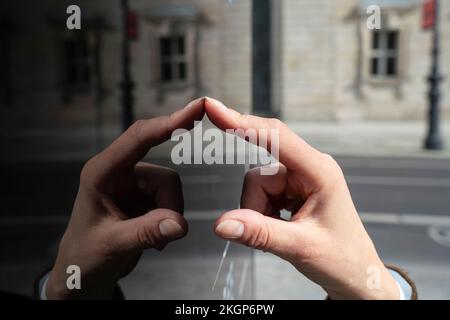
[159, 37, 171, 57]
[68, 63, 77, 84]
[64, 40, 74, 61]
[82, 64, 91, 84]
[64, 41, 75, 84]
[80, 38, 89, 59]
[64, 38, 91, 86]
[161, 62, 172, 82]
[178, 62, 186, 80]
[371, 57, 379, 75]
[372, 31, 380, 49]
[176, 36, 185, 55]
[386, 57, 397, 76]
[9, 0, 450, 305]
[387, 31, 398, 50]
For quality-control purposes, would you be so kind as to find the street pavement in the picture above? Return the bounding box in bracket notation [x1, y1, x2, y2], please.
[0, 155, 449, 299]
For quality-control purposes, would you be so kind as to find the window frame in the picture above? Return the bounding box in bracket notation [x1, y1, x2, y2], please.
[159, 35, 188, 85]
[61, 33, 94, 97]
[370, 29, 400, 80]
[146, 16, 199, 97]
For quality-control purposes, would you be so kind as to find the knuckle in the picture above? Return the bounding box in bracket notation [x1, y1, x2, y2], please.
[244, 168, 260, 185]
[248, 223, 271, 251]
[80, 156, 97, 185]
[136, 224, 161, 249]
[128, 120, 146, 139]
[156, 167, 182, 189]
[163, 167, 182, 184]
[267, 118, 284, 130]
[320, 153, 344, 179]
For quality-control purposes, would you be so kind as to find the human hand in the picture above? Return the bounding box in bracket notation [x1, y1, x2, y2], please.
[205, 98, 400, 300]
[46, 98, 205, 299]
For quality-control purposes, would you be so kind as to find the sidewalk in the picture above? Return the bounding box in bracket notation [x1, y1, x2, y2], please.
[1, 121, 450, 162]
[288, 121, 450, 159]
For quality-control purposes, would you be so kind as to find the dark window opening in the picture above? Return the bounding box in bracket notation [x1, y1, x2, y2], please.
[178, 62, 186, 79]
[371, 58, 379, 75]
[372, 31, 380, 49]
[386, 57, 397, 76]
[387, 31, 398, 50]
[370, 30, 399, 78]
[159, 36, 187, 83]
[63, 36, 92, 91]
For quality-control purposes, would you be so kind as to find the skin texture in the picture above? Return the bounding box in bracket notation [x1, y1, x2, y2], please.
[46, 97, 400, 300]
[204, 97, 400, 300]
[46, 98, 205, 299]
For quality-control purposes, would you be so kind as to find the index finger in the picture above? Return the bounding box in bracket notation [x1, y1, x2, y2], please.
[91, 97, 205, 178]
[204, 97, 323, 175]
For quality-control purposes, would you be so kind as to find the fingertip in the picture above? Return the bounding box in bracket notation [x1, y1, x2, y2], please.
[214, 209, 242, 228]
[205, 97, 232, 121]
[205, 97, 241, 132]
[205, 97, 227, 110]
[148, 208, 188, 234]
[214, 209, 258, 240]
[169, 98, 206, 134]
[215, 219, 245, 240]
[164, 209, 189, 232]
[180, 97, 206, 121]
[159, 218, 186, 240]
[184, 96, 206, 110]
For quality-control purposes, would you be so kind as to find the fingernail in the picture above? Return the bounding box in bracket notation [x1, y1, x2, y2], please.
[184, 97, 202, 109]
[159, 219, 184, 239]
[216, 220, 244, 239]
[206, 97, 228, 111]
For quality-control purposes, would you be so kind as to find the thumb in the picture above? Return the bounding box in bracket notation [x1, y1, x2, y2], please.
[214, 209, 300, 261]
[113, 208, 188, 252]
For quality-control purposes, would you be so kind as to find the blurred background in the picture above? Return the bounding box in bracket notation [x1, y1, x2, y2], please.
[0, 0, 449, 299]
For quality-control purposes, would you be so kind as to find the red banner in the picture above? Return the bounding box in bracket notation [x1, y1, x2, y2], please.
[422, 0, 436, 30]
[127, 11, 139, 40]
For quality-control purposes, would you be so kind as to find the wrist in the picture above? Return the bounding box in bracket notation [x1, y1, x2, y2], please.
[46, 265, 116, 300]
[326, 265, 400, 300]
[46, 270, 71, 300]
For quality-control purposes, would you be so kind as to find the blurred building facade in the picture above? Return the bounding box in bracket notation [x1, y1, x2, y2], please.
[1, 0, 449, 144]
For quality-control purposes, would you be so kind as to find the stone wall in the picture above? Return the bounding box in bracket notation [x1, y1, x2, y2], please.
[1, 0, 449, 132]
